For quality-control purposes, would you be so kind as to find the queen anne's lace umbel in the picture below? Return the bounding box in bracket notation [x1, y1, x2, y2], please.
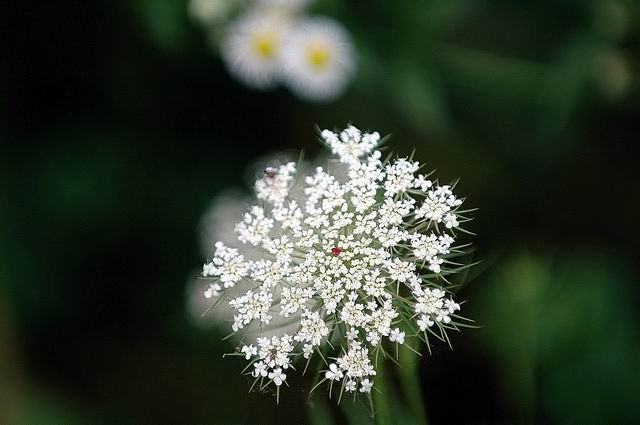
[201, 125, 474, 401]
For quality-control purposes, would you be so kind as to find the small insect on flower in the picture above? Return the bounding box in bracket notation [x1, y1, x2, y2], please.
[282, 18, 356, 102]
[264, 167, 278, 178]
[199, 125, 476, 405]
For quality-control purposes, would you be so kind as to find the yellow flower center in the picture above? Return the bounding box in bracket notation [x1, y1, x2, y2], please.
[252, 33, 277, 58]
[306, 42, 331, 69]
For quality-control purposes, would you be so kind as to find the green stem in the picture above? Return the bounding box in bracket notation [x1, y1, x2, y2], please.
[311, 350, 429, 425]
[374, 351, 428, 425]
[373, 360, 392, 425]
[398, 345, 428, 425]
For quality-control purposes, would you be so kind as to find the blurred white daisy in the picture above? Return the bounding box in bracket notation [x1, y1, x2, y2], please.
[221, 9, 291, 89]
[282, 17, 356, 102]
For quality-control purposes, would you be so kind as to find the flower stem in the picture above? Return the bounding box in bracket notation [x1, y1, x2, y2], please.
[372, 351, 428, 425]
[398, 345, 428, 425]
[372, 359, 392, 425]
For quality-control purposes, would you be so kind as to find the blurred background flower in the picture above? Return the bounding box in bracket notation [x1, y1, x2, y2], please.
[2, 0, 639, 423]
[220, 8, 291, 89]
[187, 150, 307, 334]
[281, 17, 356, 101]
[193, 0, 357, 101]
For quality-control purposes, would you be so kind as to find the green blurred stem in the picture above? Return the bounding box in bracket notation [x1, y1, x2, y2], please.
[398, 346, 428, 425]
[372, 348, 428, 425]
[372, 359, 392, 425]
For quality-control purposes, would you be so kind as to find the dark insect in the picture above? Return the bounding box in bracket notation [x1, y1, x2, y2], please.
[264, 167, 277, 178]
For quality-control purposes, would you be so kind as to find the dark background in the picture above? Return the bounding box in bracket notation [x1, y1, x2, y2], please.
[2, 0, 640, 424]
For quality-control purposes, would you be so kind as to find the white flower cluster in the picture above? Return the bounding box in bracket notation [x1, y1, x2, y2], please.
[190, 0, 355, 102]
[200, 125, 473, 401]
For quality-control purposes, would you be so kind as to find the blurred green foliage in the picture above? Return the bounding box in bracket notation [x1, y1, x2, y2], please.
[2, 0, 639, 423]
[474, 252, 640, 424]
